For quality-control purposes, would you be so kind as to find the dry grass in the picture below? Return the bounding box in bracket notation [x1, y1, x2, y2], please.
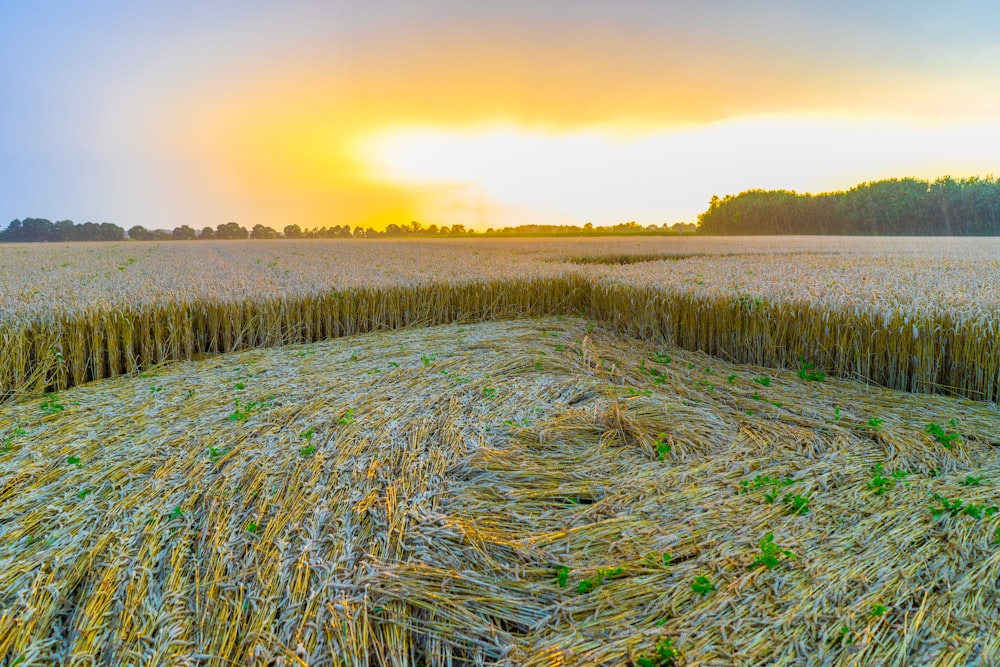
[1, 317, 998, 665]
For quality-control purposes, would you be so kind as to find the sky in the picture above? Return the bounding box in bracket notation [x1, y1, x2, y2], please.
[2, 1, 1000, 231]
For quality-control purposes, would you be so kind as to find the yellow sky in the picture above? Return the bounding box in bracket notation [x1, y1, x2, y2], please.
[4, 3, 1000, 229]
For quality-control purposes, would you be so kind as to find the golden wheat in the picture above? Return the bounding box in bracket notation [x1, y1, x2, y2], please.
[1, 237, 998, 402]
[1, 318, 998, 665]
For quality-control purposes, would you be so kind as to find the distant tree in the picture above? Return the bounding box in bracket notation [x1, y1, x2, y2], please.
[198, 226, 215, 240]
[100, 222, 126, 241]
[353, 226, 366, 238]
[128, 225, 154, 241]
[215, 222, 248, 239]
[151, 229, 172, 241]
[1, 220, 24, 242]
[283, 224, 303, 239]
[73, 222, 99, 241]
[172, 225, 197, 240]
[426, 224, 439, 236]
[450, 223, 466, 235]
[53, 220, 75, 242]
[439, 226, 450, 235]
[250, 224, 279, 239]
[21, 218, 54, 242]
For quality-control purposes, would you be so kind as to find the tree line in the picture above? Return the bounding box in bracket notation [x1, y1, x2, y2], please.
[697, 176, 1000, 235]
[0, 218, 692, 242]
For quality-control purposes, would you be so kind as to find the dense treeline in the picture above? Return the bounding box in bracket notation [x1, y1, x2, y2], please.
[697, 176, 1000, 235]
[0, 218, 126, 242]
[0, 218, 693, 242]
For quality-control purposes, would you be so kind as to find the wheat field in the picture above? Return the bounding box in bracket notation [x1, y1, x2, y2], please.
[1, 237, 999, 666]
[1, 237, 998, 403]
[1, 316, 998, 666]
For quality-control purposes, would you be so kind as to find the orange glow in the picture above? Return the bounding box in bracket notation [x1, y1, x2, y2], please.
[148, 25, 1000, 231]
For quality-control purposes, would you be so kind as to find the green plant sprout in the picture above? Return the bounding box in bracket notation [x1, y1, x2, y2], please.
[960, 476, 984, 486]
[750, 533, 796, 569]
[555, 566, 571, 588]
[871, 604, 886, 617]
[483, 387, 497, 398]
[797, 356, 825, 382]
[577, 566, 626, 594]
[2, 427, 27, 451]
[655, 434, 670, 461]
[782, 493, 811, 515]
[691, 575, 715, 596]
[752, 377, 770, 387]
[41, 393, 65, 415]
[653, 353, 672, 364]
[337, 408, 355, 425]
[925, 422, 961, 449]
[867, 417, 884, 429]
[635, 637, 679, 667]
[67, 455, 82, 467]
[739, 475, 794, 501]
[929, 493, 998, 519]
[207, 447, 229, 462]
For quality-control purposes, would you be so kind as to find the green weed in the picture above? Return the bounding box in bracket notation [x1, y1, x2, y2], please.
[655, 434, 670, 461]
[337, 408, 355, 425]
[929, 493, 998, 519]
[750, 532, 795, 569]
[867, 418, 884, 430]
[797, 356, 825, 382]
[691, 575, 715, 596]
[635, 637, 679, 667]
[207, 447, 229, 461]
[739, 475, 794, 501]
[925, 421, 961, 449]
[2, 427, 26, 451]
[577, 566, 626, 594]
[782, 493, 811, 515]
[752, 377, 770, 387]
[41, 393, 65, 415]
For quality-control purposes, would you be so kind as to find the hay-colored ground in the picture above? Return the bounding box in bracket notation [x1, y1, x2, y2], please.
[1, 317, 998, 666]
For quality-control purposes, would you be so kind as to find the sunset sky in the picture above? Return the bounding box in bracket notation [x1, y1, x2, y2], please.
[2, 1, 999, 231]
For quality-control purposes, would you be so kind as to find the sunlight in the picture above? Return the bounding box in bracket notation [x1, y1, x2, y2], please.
[360, 116, 1000, 227]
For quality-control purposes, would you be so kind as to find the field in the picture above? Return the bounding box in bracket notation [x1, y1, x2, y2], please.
[1, 237, 999, 666]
